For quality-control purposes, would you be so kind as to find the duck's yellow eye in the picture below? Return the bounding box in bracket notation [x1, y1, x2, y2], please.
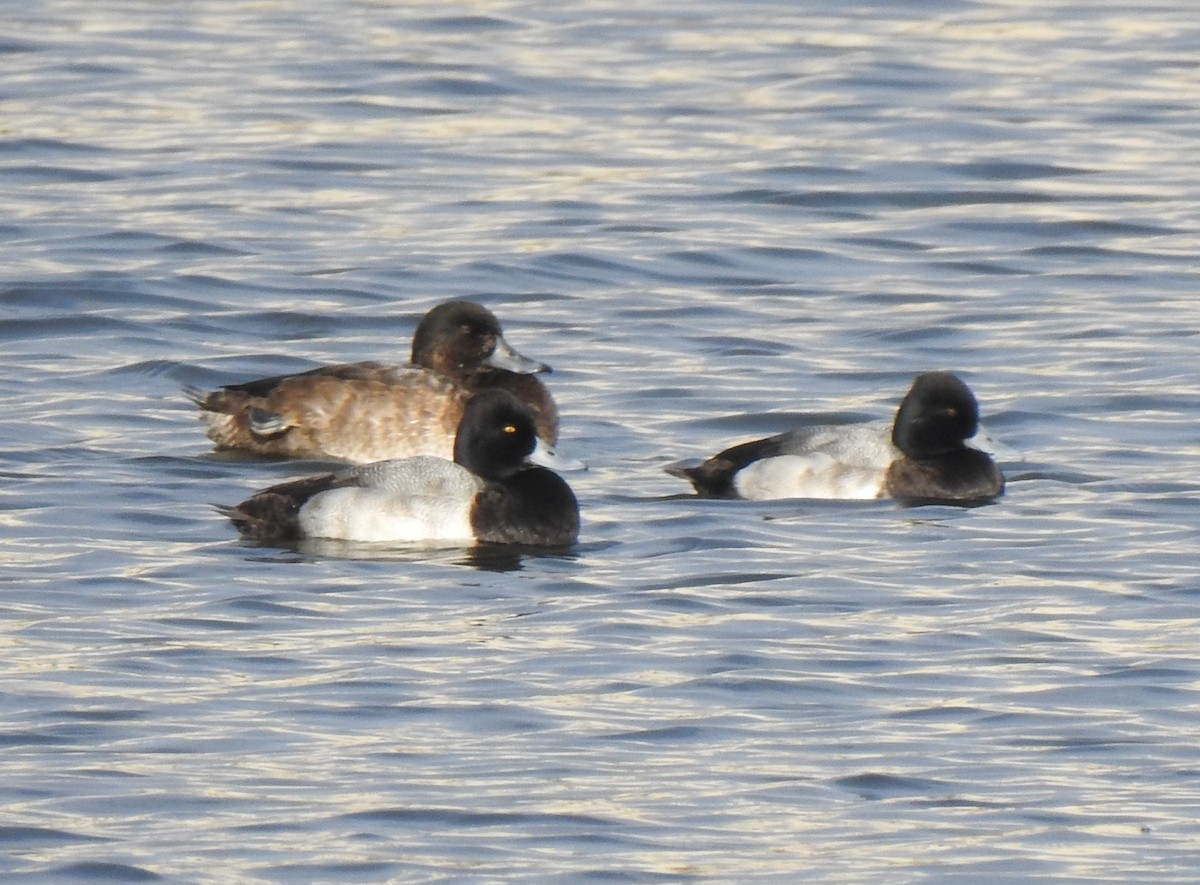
[503, 424, 517, 434]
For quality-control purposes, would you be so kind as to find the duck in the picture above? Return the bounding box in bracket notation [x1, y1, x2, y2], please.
[667, 371, 1005, 504]
[222, 389, 580, 547]
[188, 299, 559, 463]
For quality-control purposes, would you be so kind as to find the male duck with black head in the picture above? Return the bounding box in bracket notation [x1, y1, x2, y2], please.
[223, 389, 580, 547]
[669, 371, 1005, 505]
[190, 299, 559, 463]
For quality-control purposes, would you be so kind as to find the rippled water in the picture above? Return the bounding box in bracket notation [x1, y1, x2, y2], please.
[4, 1, 1200, 881]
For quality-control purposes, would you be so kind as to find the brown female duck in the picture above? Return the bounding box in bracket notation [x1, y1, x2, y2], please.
[189, 299, 558, 463]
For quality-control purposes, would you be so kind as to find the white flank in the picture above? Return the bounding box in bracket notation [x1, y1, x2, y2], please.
[298, 457, 485, 543]
[734, 453, 884, 501]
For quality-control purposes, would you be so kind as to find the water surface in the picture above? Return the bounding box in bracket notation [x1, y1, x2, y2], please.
[3, 1, 1200, 882]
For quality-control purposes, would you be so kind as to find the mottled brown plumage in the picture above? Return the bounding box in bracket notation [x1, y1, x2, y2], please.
[190, 300, 558, 462]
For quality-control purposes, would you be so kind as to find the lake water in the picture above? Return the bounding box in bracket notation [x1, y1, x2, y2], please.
[3, 0, 1200, 881]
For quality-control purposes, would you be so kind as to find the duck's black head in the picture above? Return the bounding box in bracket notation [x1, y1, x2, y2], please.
[891, 371, 980, 458]
[453, 389, 542, 480]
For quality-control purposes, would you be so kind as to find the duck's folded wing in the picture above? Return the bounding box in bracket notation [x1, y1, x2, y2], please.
[771, 421, 896, 467]
[209, 361, 393, 399]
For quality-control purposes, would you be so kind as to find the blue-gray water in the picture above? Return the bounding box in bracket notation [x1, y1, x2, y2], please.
[3, 1, 1200, 882]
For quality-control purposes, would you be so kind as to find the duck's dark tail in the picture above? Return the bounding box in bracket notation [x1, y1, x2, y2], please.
[664, 460, 738, 498]
[215, 471, 350, 543]
[183, 385, 213, 410]
[213, 495, 302, 543]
